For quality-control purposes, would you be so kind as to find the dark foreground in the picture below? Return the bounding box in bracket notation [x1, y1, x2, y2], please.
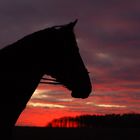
[13, 126, 140, 140]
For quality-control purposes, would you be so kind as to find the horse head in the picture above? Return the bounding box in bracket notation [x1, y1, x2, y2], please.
[40, 20, 92, 99]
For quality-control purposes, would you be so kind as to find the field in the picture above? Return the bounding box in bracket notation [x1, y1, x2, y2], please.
[13, 126, 140, 140]
[13, 114, 140, 140]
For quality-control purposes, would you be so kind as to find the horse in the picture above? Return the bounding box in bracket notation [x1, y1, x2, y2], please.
[0, 20, 92, 139]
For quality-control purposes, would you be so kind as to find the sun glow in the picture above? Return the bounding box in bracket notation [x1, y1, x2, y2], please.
[27, 102, 66, 108]
[31, 89, 49, 98]
[86, 102, 127, 108]
[95, 104, 127, 108]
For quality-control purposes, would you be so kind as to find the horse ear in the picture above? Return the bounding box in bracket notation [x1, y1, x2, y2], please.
[68, 19, 78, 29]
[72, 19, 78, 26]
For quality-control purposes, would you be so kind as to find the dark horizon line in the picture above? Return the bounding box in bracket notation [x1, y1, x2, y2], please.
[15, 112, 140, 128]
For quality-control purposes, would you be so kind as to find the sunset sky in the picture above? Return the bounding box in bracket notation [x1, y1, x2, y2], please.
[0, 0, 140, 127]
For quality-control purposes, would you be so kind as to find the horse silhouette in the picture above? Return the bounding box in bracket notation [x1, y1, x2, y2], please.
[0, 20, 92, 139]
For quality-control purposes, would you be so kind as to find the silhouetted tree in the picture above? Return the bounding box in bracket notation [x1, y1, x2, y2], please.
[46, 113, 140, 128]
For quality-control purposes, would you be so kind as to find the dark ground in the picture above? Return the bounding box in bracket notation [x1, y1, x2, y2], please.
[13, 126, 140, 140]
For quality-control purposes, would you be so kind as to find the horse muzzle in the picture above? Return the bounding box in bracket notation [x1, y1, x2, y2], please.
[71, 85, 92, 99]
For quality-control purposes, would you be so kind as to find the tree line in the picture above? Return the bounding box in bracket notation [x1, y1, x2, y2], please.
[46, 113, 140, 128]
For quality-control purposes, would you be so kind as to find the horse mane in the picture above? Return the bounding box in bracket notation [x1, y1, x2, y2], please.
[0, 24, 73, 86]
[0, 27, 52, 52]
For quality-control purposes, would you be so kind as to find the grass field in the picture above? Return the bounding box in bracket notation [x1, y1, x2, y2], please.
[13, 126, 140, 140]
